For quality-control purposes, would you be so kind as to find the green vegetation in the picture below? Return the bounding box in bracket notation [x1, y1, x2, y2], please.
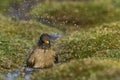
[31, 58, 120, 80]
[0, 17, 62, 72]
[31, 21, 120, 80]
[57, 22, 120, 59]
[31, 0, 120, 31]
[0, 0, 120, 80]
[0, 0, 23, 12]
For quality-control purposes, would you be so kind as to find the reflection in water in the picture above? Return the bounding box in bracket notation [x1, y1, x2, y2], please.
[2, 68, 41, 80]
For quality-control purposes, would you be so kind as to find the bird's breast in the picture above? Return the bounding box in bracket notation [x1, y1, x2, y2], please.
[33, 48, 56, 68]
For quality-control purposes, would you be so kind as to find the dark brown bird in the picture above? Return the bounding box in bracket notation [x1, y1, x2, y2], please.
[26, 33, 58, 69]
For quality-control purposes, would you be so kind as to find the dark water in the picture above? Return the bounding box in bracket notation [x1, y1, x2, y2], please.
[1, 68, 41, 80]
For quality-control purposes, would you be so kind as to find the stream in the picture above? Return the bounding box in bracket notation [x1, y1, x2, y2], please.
[1, 68, 41, 80]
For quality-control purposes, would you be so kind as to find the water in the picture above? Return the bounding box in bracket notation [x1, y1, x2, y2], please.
[50, 34, 64, 40]
[1, 68, 41, 80]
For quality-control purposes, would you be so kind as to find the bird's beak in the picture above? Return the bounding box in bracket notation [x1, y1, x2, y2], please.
[44, 40, 49, 44]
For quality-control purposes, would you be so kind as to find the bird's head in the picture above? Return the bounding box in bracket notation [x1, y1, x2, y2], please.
[38, 33, 51, 49]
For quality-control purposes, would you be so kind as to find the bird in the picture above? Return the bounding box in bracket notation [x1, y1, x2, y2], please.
[26, 33, 58, 69]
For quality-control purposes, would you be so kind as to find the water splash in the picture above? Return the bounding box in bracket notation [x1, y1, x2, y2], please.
[50, 34, 64, 40]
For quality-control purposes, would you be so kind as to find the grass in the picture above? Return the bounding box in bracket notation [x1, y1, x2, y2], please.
[0, 0, 23, 12]
[31, 58, 120, 80]
[31, 21, 120, 80]
[0, 0, 120, 80]
[0, 17, 62, 72]
[31, 0, 120, 31]
[56, 22, 120, 60]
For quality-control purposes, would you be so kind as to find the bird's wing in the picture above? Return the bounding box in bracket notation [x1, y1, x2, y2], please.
[26, 55, 35, 68]
[26, 50, 35, 68]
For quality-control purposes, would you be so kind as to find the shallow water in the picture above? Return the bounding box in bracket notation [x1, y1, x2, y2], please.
[1, 68, 40, 80]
